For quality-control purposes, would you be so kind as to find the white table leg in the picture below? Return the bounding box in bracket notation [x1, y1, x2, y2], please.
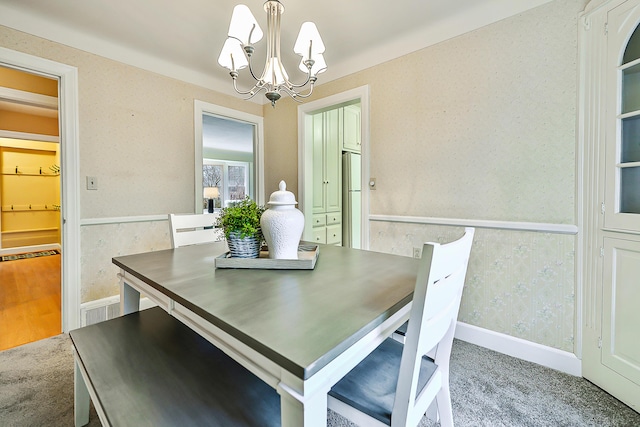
[119, 273, 140, 315]
[278, 382, 328, 427]
[74, 356, 90, 427]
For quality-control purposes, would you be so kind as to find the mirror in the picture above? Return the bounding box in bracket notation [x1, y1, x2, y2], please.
[194, 101, 264, 213]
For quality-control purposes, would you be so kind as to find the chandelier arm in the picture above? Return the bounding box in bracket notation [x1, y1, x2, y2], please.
[246, 52, 265, 83]
[231, 76, 264, 97]
[242, 85, 268, 101]
[280, 83, 315, 100]
[281, 69, 312, 89]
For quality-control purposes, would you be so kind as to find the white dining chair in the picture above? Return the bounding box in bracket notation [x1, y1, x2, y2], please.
[328, 227, 474, 427]
[168, 213, 223, 248]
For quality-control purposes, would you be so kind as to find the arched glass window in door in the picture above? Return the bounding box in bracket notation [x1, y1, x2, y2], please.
[619, 23, 640, 214]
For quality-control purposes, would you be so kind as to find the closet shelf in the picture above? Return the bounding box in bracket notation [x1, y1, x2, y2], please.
[1, 204, 61, 212]
[2, 165, 60, 176]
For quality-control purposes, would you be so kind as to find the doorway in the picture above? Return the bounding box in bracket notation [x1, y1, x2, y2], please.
[0, 46, 81, 337]
[0, 66, 62, 350]
[297, 86, 370, 249]
[194, 101, 265, 211]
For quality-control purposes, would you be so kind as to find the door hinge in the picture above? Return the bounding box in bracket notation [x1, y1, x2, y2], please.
[600, 247, 605, 257]
[598, 337, 602, 348]
[604, 22, 608, 35]
[601, 202, 605, 215]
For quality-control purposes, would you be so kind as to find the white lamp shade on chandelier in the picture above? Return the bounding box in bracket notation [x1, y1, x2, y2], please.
[217, 1, 327, 107]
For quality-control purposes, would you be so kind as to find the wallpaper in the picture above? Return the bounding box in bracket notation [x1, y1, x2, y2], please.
[370, 221, 576, 353]
[80, 220, 171, 302]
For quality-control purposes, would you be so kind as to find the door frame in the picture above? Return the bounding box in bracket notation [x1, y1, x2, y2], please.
[579, 0, 640, 411]
[297, 85, 370, 249]
[194, 100, 265, 211]
[0, 47, 81, 332]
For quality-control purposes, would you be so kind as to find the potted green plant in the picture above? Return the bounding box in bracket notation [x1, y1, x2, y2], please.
[216, 197, 266, 258]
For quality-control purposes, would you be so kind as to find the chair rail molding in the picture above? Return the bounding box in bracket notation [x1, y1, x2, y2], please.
[80, 214, 169, 226]
[369, 214, 578, 235]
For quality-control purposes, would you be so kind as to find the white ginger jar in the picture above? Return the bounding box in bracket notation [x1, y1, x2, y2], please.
[261, 180, 304, 260]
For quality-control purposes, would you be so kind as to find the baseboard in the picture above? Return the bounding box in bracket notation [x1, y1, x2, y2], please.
[455, 321, 582, 376]
[0, 243, 61, 256]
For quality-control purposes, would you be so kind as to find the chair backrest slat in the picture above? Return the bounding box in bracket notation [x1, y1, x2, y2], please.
[168, 213, 223, 248]
[392, 227, 474, 427]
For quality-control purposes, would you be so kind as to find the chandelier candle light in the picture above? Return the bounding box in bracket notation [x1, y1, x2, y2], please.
[218, 0, 327, 107]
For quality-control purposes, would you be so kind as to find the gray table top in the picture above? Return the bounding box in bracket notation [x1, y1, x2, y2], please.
[113, 243, 418, 380]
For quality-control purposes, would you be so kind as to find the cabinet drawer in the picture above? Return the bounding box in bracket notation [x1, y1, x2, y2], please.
[326, 224, 342, 245]
[326, 213, 341, 225]
[312, 214, 326, 228]
[312, 228, 327, 244]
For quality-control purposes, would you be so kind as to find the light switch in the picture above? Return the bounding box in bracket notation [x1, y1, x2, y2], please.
[86, 176, 98, 190]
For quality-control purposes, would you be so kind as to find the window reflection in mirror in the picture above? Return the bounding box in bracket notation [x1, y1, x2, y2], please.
[202, 114, 255, 212]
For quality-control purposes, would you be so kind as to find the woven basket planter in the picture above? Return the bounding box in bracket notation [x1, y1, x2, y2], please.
[227, 232, 261, 258]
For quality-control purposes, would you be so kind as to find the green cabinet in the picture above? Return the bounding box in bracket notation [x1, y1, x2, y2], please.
[311, 109, 342, 245]
[312, 109, 341, 214]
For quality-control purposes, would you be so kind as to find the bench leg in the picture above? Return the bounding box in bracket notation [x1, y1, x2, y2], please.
[74, 356, 90, 427]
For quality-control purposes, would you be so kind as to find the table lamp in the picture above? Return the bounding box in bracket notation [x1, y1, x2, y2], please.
[203, 187, 219, 213]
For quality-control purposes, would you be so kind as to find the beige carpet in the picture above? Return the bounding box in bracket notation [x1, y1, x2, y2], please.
[1, 334, 638, 426]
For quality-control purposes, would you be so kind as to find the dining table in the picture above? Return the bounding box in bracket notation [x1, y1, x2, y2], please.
[112, 241, 419, 427]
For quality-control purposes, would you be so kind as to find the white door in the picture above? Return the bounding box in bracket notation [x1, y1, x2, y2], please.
[585, 0, 640, 412]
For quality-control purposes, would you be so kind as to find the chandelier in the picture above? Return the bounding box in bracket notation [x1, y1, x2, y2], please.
[217, 1, 327, 107]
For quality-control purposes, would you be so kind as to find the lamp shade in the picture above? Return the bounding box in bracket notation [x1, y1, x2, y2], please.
[218, 38, 249, 71]
[203, 187, 219, 199]
[228, 5, 263, 45]
[294, 22, 325, 61]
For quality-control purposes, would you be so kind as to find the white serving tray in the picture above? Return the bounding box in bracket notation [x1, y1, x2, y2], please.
[214, 244, 319, 270]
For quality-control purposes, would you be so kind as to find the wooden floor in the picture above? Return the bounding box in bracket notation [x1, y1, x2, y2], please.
[0, 253, 61, 351]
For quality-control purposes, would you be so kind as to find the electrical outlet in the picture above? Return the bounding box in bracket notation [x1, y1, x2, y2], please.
[86, 176, 98, 190]
[413, 247, 421, 259]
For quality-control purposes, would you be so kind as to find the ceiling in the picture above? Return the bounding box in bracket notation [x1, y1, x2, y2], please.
[0, 0, 552, 104]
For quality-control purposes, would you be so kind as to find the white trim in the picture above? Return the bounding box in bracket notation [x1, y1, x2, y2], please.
[369, 214, 578, 235]
[297, 85, 371, 249]
[0, 47, 81, 333]
[194, 101, 265, 208]
[0, 129, 60, 143]
[80, 215, 168, 226]
[0, 243, 61, 256]
[455, 322, 582, 376]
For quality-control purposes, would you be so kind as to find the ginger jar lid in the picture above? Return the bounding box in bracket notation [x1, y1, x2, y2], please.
[267, 180, 298, 206]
